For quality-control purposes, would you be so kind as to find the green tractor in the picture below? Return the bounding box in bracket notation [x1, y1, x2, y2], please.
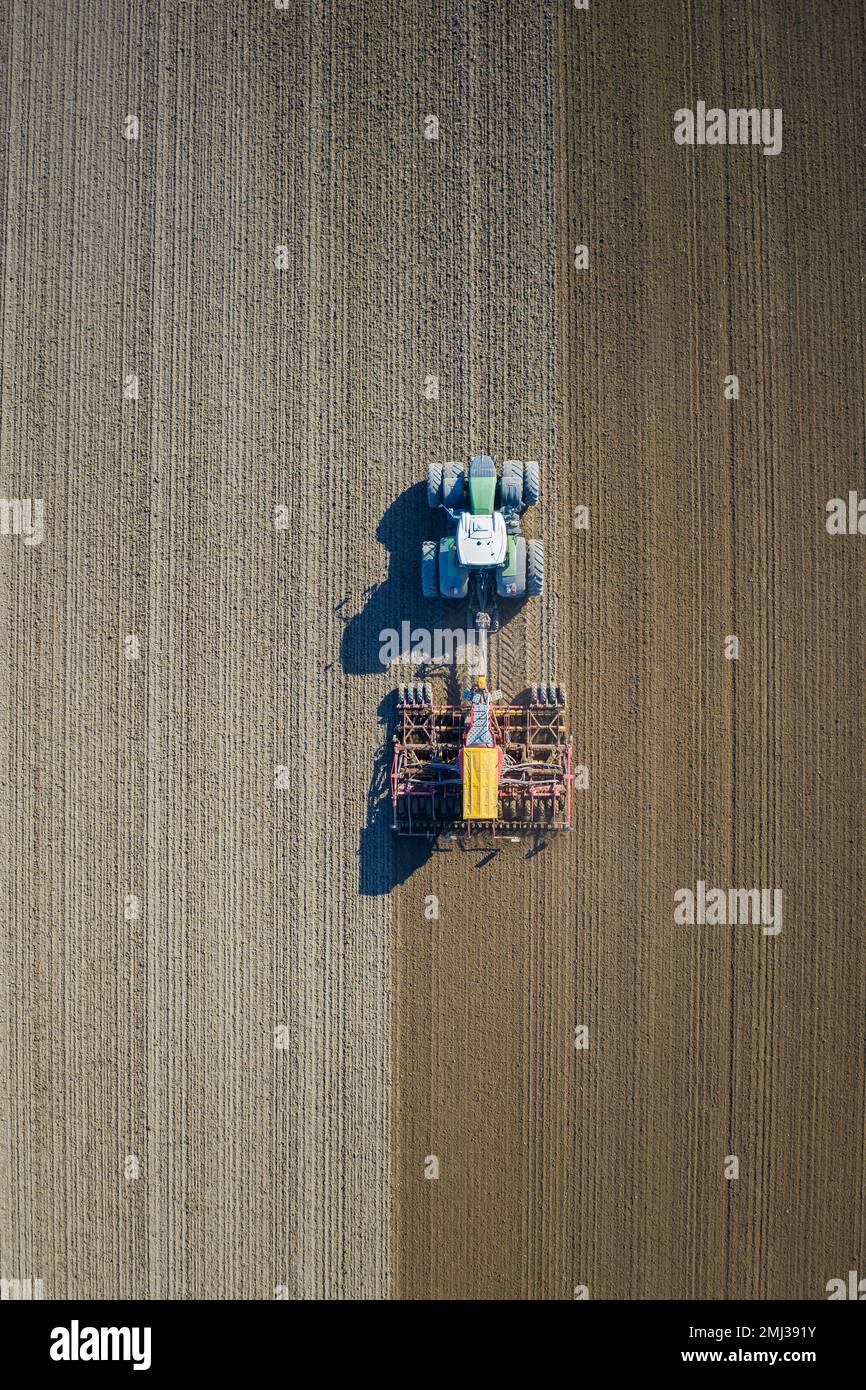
[422, 456, 544, 631]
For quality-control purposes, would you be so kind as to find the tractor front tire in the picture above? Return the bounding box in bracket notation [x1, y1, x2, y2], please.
[500, 459, 524, 512]
[427, 461, 443, 508]
[442, 461, 466, 509]
[523, 460, 540, 508]
[421, 540, 439, 597]
[527, 538, 544, 596]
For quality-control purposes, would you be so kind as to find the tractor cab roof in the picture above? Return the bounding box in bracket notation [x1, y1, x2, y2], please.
[456, 510, 507, 567]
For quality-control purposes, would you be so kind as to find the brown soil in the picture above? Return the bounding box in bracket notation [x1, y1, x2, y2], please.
[1, 0, 863, 1300]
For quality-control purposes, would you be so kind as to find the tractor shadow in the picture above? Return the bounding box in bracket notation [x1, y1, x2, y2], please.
[347, 482, 528, 897]
[339, 481, 528, 675]
[340, 482, 431, 677]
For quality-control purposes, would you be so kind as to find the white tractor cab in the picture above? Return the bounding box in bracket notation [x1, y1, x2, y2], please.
[456, 510, 508, 568]
[422, 455, 544, 629]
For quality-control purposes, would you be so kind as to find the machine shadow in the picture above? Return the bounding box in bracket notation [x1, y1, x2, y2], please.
[348, 482, 527, 897]
[358, 689, 431, 896]
[339, 481, 527, 676]
[340, 482, 430, 677]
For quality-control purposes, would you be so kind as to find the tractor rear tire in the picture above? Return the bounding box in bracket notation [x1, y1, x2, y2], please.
[523, 460, 540, 507]
[527, 538, 544, 596]
[500, 460, 524, 512]
[427, 461, 443, 508]
[421, 540, 439, 597]
[442, 461, 465, 509]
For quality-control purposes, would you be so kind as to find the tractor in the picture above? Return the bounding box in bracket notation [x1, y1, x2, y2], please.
[423, 456, 544, 632]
